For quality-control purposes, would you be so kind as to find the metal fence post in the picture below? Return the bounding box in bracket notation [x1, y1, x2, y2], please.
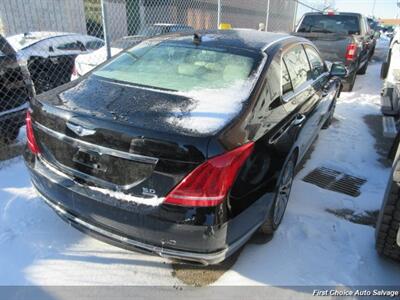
[265, 0, 270, 31]
[217, 0, 221, 28]
[292, 0, 299, 31]
[101, 0, 111, 60]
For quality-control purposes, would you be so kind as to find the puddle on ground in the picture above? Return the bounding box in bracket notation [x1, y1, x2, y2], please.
[326, 208, 379, 227]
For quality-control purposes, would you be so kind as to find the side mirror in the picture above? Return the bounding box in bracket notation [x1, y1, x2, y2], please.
[330, 62, 348, 78]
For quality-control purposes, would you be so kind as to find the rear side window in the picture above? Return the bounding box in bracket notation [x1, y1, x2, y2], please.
[86, 40, 104, 50]
[283, 45, 311, 90]
[57, 41, 84, 51]
[281, 61, 293, 95]
[298, 15, 361, 35]
[304, 45, 325, 78]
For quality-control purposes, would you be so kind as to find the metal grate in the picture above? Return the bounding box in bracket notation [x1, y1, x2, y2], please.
[303, 167, 366, 197]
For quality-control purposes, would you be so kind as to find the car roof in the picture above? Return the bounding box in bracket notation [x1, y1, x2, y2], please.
[6, 32, 101, 51]
[156, 29, 294, 53]
[303, 12, 363, 17]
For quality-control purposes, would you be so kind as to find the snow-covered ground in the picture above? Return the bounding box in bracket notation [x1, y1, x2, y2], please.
[1, 38, 400, 287]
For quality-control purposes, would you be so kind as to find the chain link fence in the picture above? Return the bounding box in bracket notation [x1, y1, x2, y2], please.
[0, 0, 327, 154]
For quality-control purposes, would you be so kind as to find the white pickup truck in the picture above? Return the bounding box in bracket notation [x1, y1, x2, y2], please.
[381, 29, 400, 116]
[376, 140, 400, 260]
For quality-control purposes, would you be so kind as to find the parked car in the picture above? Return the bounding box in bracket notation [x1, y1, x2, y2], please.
[0, 35, 34, 143]
[294, 12, 375, 92]
[24, 30, 344, 265]
[7, 32, 104, 94]
[72, 23, 194, 79]
[367, 17, 380, 57]
[381, 29, 400, 116]
[376, 137, 400, 261]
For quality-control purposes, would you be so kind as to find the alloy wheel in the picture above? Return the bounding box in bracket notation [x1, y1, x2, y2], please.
[273, 158, 295, 227]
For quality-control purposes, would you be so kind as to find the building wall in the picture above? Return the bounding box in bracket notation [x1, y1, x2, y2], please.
[0, 0, 87, 36]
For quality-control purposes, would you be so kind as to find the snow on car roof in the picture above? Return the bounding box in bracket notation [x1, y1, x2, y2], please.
[6, 32, 72, 51]
[6, 32, 101, 52]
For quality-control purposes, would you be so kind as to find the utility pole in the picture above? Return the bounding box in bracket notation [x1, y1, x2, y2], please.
[101, 0, 111, 60]
[265, 0, 270, 31]
[217, 0, 221, 28]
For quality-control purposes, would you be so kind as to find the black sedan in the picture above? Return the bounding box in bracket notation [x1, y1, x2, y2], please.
[24, 30, 345, 265]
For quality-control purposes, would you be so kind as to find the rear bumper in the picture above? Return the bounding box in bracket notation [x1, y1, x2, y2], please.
[25, 152, 272, 265]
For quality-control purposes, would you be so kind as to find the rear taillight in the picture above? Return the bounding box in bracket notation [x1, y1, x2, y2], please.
[345, 43, 357, 61]
[164, 142, 255, 207]
[26, 111, 41, 154]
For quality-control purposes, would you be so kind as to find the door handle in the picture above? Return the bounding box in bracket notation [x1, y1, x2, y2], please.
[293, 114, 306, 126]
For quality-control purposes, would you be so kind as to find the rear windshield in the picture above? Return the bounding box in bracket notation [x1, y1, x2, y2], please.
[93, 42, 257, 92]
[298, 15, 361, 35]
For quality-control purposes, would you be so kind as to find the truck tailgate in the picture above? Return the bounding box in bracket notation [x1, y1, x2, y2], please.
[292, 32, 353, 63]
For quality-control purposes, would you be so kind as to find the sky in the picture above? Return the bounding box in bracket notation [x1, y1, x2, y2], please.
[334, 0, 399, 19]
[298, 0, 400, 19]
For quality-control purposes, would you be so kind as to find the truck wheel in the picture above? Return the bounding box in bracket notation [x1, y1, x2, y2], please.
[376, 173, 400, 261]
[357, 61, 368, 75]
[342, 73, 356, 92]
[381, 62, 389, 79]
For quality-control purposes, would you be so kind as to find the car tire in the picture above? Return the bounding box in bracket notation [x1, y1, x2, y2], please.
[342, 72, 356, 92]
[258, 152, 296, 235]
[381, 62, 389, 80]
[369, 46, 376, 60]
[357, 61, 368, 75]
[376, 166, 400, 261]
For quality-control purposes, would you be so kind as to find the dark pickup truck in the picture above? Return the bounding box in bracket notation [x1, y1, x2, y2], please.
[294, 12, 375, 91]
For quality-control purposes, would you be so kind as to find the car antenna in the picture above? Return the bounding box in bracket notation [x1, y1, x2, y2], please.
[193, 33, 202, 45]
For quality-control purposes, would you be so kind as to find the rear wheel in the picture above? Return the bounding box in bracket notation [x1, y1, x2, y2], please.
[381, 62, 389, 79]
[259, 153, 296, 235]
[357, 61, 368, 75]
[342, 72, 356, 92]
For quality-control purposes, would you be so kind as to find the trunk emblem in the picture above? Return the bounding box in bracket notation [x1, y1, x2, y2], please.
[67, 123, 96, 137]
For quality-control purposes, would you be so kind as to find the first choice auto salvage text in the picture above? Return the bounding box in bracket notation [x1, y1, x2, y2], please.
[313, 289, 399, 297]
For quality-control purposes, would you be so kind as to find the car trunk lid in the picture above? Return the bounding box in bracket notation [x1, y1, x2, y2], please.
[30, 79, 212, 201]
